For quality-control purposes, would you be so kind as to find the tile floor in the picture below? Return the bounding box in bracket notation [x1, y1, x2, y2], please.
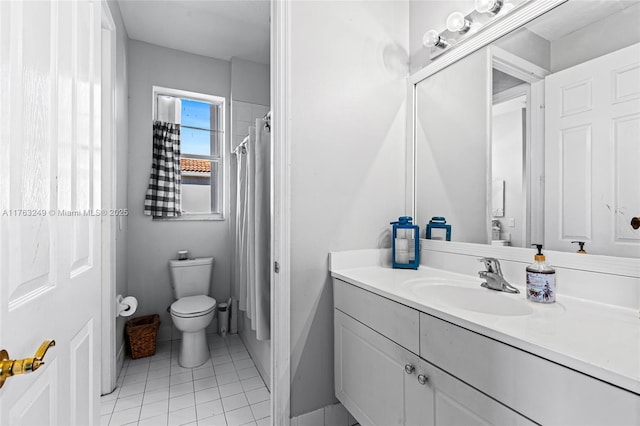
[100, 334, 270, 426]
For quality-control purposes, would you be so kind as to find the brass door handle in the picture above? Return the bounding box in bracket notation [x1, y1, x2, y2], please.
[632, 217, 640, 230]
[0, 340, 55, 389]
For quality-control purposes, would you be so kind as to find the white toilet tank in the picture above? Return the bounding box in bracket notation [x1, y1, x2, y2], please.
[169, 257, 214, 298]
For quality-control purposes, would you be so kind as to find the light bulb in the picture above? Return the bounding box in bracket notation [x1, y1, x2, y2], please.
[423, 30, 447, 49]
[475, 0, 504, 14]
[446, 11, 471, 33]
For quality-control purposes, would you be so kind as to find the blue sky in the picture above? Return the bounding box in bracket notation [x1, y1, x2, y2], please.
[181, 99, 212, 156]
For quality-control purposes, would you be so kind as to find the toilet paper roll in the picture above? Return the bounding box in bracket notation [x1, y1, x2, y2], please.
[117, 295, 138, 317]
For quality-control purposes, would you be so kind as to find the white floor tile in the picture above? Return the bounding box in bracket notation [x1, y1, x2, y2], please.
[140, 399, 169, 420]
[198, 413, 228, 426]
[230, 351, 249, 362]
[108, 406, 141, 426]
[170, 382, 195, 398]
[233, 359, 254, 371]
[171, 371, 194, 386]
[249, 401, 269, 421]
[218, 382, 244, 398]
[224, 406, 254, 426]
[101, 334, 267, 426]
[171, 365, 193, 375]
[113, 393, 144, 413]
[169, 393, 196, 412]
[212, 355, 233, 366]
[146, 376, 171, 392]
[101, 399, 117, 416]
[213, 363, 236, 376]
[123, 371, 149, 385]
[256, 417, 270, 426]
[240, 377, 263, 392]
[237, 367, 258, 381]
[168, 406, 197, 426]
[245, 388, 269, 405]
[101, 390, 120, 402]
[221, 393, 248, 412]
[196, 399, 224, 420]
[148, 367, 171, 380]
[194, 377, 218, 392]
[118, 382, 146, 398]
[100, 414, 112, 426]
[215, 371, 239, 386]
[195, 387, 221, 405]
[193, 366, 215, 380]
[138, 413, 168, 426]
[143, 388, 170, 404]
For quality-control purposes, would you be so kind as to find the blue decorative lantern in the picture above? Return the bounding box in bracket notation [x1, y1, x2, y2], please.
[390, 216, 420, 270]
[426, 216, 452, 241]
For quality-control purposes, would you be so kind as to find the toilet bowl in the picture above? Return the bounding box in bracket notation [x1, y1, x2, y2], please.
[168, 257, 216, 368]
[170, 295, 216, 367]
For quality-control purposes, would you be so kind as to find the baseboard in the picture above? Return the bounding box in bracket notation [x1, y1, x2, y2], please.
[290, 403, 358, 426]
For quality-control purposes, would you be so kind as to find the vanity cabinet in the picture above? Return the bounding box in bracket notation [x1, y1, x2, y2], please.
[334, 279, 534, 426]
[334, 278, 640, 426]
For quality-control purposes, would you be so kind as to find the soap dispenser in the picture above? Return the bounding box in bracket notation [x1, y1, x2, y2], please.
[526, 244, 556, 303]
[571, 241, 587, 254]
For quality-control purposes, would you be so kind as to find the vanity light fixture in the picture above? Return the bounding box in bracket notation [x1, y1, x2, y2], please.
[446, 11, 472, 33]
[423, 30, 448, 49]
[475, 0, 504, 15]
[422, 0, 528, 60]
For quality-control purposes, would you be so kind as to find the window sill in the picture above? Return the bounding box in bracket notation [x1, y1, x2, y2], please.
[152, 213, 224, 222]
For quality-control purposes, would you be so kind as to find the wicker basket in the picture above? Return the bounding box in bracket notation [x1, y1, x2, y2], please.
[126, 314, 160, 359]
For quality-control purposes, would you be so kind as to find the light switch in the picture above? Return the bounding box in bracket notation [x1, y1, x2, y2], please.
[508, 218, 515, 227]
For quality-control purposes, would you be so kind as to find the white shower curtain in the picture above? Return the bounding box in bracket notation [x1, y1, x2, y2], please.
[234, 119, 271, 341]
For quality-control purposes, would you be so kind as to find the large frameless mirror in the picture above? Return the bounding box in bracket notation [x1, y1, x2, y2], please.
[414, 0, 640, 258]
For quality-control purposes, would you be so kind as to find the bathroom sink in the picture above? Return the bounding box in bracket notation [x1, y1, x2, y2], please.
[403, 280, 534, 316]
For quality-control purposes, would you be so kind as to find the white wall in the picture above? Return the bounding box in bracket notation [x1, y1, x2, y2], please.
[288, 0, 409, 416]
[127, 40, 232, 341]
[231, 58, 270, 106]
[106, 0, 130, 375]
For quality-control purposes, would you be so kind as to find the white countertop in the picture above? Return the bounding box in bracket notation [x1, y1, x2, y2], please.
[331, 264, 640, 395]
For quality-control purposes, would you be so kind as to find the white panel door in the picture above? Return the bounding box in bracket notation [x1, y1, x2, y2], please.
[0, 1, 102, 425]
[545, 43, 640, 257]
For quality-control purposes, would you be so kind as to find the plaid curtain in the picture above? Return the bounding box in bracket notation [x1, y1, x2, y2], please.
[144, 121, 182, 217]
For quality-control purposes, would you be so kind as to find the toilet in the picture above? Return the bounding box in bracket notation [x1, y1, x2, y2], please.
[169, 257, 216, 368]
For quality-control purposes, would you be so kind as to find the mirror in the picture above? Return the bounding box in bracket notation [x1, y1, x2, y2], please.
[414, 0, 640, 258]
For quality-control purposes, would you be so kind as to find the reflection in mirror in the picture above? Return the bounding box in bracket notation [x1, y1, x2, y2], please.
[414, 0, 640, 258]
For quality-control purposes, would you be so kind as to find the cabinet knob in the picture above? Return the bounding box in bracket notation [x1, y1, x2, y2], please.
[417, 374, 429, 385]
[404, 364, 415, 374]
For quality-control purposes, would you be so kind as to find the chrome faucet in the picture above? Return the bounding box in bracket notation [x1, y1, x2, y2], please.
[478, 257, 519, 294]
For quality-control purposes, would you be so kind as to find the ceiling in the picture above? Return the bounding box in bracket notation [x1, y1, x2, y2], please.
[117, 0, 270, 64]
[525, 0, 638, 41]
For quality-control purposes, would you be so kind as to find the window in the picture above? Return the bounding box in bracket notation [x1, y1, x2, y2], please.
[153, 86, 225, 219]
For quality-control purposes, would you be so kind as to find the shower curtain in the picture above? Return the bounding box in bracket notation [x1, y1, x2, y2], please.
[234, 119, 271, 341]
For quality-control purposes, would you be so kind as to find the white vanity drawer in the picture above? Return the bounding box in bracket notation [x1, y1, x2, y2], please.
[334, 279, 420, 354]
[420, 313, 640, 425]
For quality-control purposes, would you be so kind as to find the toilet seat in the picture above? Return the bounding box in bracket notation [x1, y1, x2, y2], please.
[171, 295, 216, 318]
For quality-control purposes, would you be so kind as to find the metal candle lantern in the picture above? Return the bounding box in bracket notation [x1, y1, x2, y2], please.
[390, 216, 420, 270]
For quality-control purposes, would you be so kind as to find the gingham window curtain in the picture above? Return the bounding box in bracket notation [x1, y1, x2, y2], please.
[144, 121, 182, 217]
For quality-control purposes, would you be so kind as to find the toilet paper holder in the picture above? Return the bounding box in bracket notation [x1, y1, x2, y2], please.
[117, 295, 138, 317]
